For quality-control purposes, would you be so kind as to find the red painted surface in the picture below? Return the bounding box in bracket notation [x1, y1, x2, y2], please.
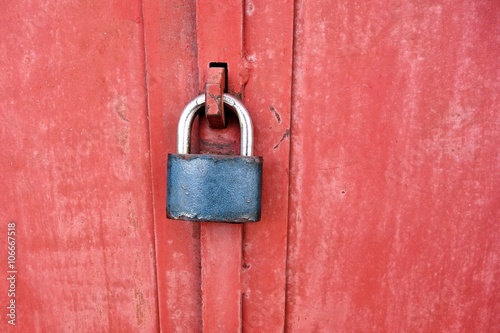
[145, 0, 295, 331]
[143, 0, 202, 332]
[0, 1, 158, 332]
[287, 0, 500, 331]
[197, 0, 295, 331]
[196, 2, 245, 331]
[241, 1, 294, 331]
[2, 0, 498, 332]
[196, 0, 245, 96]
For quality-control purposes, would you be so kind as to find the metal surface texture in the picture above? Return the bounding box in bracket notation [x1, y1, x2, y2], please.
[177, 94, 254, 156]
[3, 0, 496, 332]
[143, 1, 202, 331]
[205, 67, 227, 128]
[0, 1, 158, 332]
[286, 0, 500, 331]
[167, 154, 263, 222]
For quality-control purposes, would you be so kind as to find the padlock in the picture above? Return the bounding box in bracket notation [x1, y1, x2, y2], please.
[167, 94, 262, 222]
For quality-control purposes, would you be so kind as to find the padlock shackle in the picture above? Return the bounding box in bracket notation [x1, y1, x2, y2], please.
[177, 94, 254, 156]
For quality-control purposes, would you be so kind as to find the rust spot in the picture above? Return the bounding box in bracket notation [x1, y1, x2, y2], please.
[128, 211, 138, 230]
[115, 127, 129, 152]
[134, 288, 146, 326]
[199, 139, 238, 155]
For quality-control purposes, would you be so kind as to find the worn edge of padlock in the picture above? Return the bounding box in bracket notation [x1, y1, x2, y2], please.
[166, 215, 261, 223]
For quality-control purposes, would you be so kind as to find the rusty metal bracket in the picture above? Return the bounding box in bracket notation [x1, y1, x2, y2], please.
[205, 67, 227, 128]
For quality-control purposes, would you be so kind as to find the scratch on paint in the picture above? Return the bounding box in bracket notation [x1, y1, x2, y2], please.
[269, 105, 281, 123]
[273, 129, 290, 149]
[319, 161, 360, 170]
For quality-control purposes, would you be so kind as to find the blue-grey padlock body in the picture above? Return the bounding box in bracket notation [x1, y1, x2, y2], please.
[167, 154, 263, 222]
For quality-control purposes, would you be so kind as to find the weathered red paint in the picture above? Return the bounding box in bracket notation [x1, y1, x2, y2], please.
[2, 0, 498, 332]
[241, 1, 295, 331]
[142, 0, 202, 332]
[196, 1, 296, 331]
[286, 0, 500, 331]
[146, 0, 295, 330]
[196, 1, 245, 331]
[196, 0, 246, 96]
[0, 1, 158, 332]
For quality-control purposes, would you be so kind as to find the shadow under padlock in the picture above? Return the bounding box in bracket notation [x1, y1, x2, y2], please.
[166, 94, 263, 223]
[199, 102, 240, 156]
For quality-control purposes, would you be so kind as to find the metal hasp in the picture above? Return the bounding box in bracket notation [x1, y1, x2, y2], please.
[167, 94, 262, 222]
[205, 66, 227, 128]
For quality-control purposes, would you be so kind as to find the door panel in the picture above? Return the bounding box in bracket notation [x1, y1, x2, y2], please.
[1, 0, 498, 332]
[0, 1, 158, 332]
[142, 1, 202, 332]
[287, 0, 500, 331]
[241, 1, 294, 331]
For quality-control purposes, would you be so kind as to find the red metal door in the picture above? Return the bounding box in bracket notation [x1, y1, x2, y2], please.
[145, 0, 499, 331]
[286, 1, 499, 331]
[1, 0, 498, 332]
[0, 1, 159, 332]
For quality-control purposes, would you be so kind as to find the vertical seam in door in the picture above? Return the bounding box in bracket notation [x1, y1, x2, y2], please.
[139, 0, 161, 330]
[284, 0, 300, 331]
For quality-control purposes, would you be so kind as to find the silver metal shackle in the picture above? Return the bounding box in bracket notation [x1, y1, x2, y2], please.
[177, 94, 254, 156]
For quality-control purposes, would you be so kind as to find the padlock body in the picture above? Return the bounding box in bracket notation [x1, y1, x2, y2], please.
[167, 154, 263, 222]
